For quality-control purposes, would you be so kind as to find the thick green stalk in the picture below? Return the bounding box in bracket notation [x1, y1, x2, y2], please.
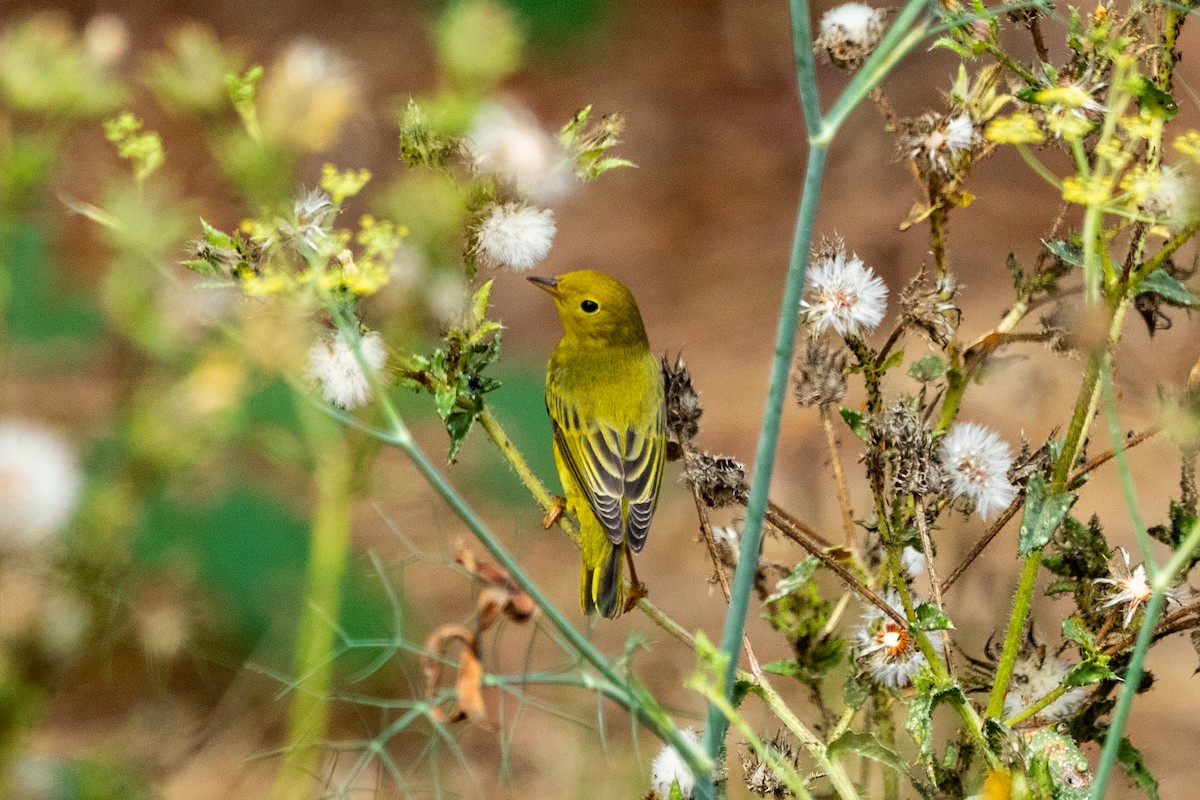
[271, 402, 353, 800]
[986, 298, 1128, 719]
[698, 141, 828, 799]
[1088, 590, 1164, 800]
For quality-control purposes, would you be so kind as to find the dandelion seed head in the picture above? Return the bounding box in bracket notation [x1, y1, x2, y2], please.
[939, 422, 1018, 520]
[0, 421, 82, 548]
[307, 330, 388, 410]
[476, 203, 556, 271]
[802, 242, 888, 338]
[853, 590, 931, 689]
[651, 728, 700, 799]
[904, 112, 977, 175]
[1003, 645, 1088, 725]
[815, 3, 885, 68]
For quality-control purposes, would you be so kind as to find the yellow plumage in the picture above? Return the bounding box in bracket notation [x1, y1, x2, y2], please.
[529, 270, 665, 618]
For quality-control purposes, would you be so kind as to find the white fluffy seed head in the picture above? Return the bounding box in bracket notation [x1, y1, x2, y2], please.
[815, 3, 886, 68]
[802, 244, 889, 338]
[476, 203, 556, 272]
[307, 330, 388, 410]
[0, 421, 82, 549]
[1003, 646, 1088, 725]
[852, 589, 936, 689]
[939, 422, 1017, 520]
[650, 729, 700, 799]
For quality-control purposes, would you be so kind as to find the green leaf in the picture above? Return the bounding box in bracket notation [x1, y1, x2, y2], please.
[913, 603, 954, 631]
[1061, 617, 1096, 651]
[762, 660, 804, 678]
[1062, 659, 1118, 687]
[828, 731, 905, 774]
[766, 557, 820, 602]
[878, 349, 905, 373]
[1019, 473, 1074, 556]
[843, 670, 871, 710]
[469, 279, 493, 330]
[444, 410, 475, 463]
[1044, 239, 1084, 268]
[909, 355, 947, 383]
[1117, 738, 1161, 800]
[1137, 269, 1200, 307]
[839, 407, 870, 442]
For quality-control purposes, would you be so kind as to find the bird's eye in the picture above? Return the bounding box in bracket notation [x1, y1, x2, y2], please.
[580, 299, 599, 313]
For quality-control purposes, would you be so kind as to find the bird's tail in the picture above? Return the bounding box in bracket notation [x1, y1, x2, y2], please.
[581, 543, 624, 619]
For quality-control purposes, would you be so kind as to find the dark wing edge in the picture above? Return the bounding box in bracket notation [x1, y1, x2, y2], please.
[550, 393, 626, 545]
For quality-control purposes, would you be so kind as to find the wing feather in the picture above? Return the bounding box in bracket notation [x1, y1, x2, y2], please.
[548, 389, 664, 550]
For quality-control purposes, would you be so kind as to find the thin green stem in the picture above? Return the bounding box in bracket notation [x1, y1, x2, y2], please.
[983, 554, 1041, 719]
[1099, 366, 1156, 568]
[754, 680, 860, 800]
[700, 142, 828, 794]
[817, 0, 932, 144]
[1088, 591, 1164, 800]
[271, 401, 353, 800]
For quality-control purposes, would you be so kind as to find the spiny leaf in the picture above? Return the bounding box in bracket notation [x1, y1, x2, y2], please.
[1019, 473, 1075, 556]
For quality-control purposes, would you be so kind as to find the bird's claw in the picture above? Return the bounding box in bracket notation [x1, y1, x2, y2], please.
[542, 497, 567, 529]
[623, 580, 649, 614]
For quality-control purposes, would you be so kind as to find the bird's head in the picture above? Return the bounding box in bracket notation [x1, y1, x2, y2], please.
[528, 270, 650, 348]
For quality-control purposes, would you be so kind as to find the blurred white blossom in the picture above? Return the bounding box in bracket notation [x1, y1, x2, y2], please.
[650, 728, 700, 799]
[307, 330, 388, 410]
[0, 421, 82, 548]
[467, 102, 570, 202]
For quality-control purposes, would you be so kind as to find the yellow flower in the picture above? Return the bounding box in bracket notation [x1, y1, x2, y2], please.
[985, 113, 1044, 144]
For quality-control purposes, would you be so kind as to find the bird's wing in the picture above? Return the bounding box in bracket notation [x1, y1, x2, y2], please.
[622, 407, 664, 553]
[549, 393, 663, 550]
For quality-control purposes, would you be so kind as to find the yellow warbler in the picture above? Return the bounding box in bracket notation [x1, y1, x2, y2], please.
[529, 270, 665, 618]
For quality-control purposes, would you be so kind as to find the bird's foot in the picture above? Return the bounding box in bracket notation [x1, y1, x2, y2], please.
[542, 497, 567, 529]
[622, 580, 649, 614]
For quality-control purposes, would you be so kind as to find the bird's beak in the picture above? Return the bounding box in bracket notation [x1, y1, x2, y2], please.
[527, 275, 560, 296]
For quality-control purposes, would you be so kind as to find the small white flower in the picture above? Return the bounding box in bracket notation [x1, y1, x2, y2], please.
[909, 112, 977, 174]
[650, 728, 700, 799]
[307, 330, 388, 410]
[815, 3, 885, 68]
[802, 243, 888, 338]
[476, 203, 556, 271]
[467, 103, 569, 202]
[853, 589, 936, 689]
[1095, 548, 1181, 628]
[939, 422, 1017, 521]
[0, 421, 82, 548]
[1003, 644, 1088, 725]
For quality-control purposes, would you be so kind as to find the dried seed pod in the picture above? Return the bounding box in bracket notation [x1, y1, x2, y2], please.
[662, 353, 702, 455]
[793, 338, 848, 407]
[685, 451, 747, 508]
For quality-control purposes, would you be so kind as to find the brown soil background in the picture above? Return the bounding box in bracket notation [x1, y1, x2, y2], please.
[4, 0, 1200, 797]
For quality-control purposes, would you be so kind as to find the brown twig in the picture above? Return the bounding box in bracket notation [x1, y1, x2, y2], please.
[689, 480, 762, 677]
[820, 403, 860, 556]
[1103, 598, 1200, 657]
[765, 501, 833, 548]
[768, 511, 908, 628]
[940, 497, 1022, 594]
[1068, 427, 1161, 485]
[915, 499, 953, 672]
